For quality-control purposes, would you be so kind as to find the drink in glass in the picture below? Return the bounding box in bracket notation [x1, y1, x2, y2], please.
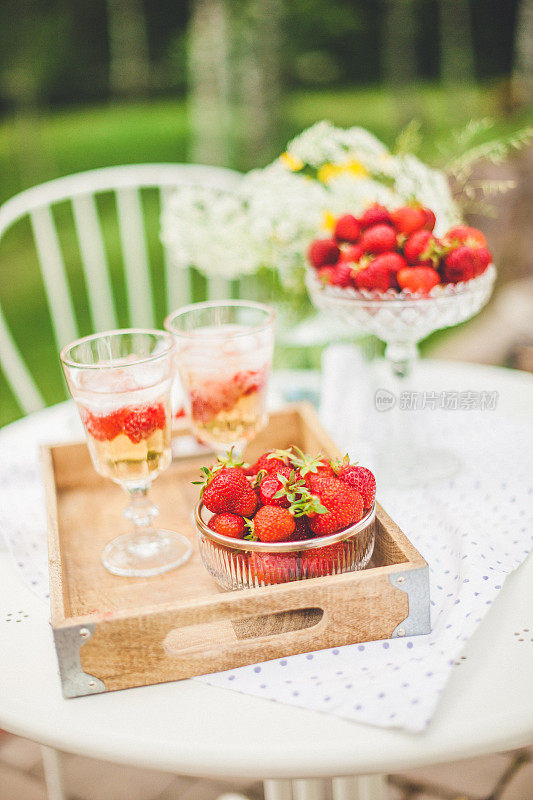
[165, 301, 275, 454]
[60, 328, 192, 576]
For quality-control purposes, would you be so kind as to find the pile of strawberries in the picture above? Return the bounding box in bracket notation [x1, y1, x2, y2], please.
[307, 203, 492, 296]
[195, 447, 376, 584]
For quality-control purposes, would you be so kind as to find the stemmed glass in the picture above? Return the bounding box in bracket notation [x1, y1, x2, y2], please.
[165, 300, 275, 456]
[60, 328, 192, 576]
[306, 265, 496, 485]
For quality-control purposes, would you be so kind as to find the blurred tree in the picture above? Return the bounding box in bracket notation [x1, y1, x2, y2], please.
[187, 0, 232, 165]
[382, 0, 420, 126]
[106, 0, 152, 95]
[513, 0, 533, 107]
[187, 0, 283, 168]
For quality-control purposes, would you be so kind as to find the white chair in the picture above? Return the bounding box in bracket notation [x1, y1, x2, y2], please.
[0, 163, 243, 418]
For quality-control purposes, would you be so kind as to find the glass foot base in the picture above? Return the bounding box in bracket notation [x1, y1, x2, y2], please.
[374, 447, 461, 488]
[102, 530, 192, 577]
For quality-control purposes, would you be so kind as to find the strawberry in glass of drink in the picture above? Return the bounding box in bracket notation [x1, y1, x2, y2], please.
[61, 329, 192, 577]
[165, 301, 275, 454]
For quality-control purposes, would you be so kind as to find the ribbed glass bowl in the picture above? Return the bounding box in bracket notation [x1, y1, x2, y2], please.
[195, 502, 376, 590]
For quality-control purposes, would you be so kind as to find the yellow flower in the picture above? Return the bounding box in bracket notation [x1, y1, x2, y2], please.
[317, 159, 369, 184]
[280, 151, 304, 172]
[322, 210, 336, 231]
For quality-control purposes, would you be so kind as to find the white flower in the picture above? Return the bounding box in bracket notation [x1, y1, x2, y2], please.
[160, 122, 460, 283]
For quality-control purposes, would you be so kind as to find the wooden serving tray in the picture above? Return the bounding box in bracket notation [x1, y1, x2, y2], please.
[43, 403, 430, 698]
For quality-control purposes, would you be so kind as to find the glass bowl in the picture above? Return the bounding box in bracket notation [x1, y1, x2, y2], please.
[194, 502, 376, 590]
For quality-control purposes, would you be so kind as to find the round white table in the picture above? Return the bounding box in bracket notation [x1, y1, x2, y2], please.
[0, 361, 532, 800]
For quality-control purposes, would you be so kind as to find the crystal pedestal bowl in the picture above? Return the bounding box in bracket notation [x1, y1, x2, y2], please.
[306, 265, 496, 486]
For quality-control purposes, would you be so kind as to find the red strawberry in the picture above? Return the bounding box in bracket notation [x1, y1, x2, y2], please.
[232, 369, 266, 397]
[259, 473, 290, 507]
[391, 205, 427, 235]
[339, 243, 365, 264]
[253, 505, 296, 543]
[329, 262, 354, 288]
[317, 265, 337, 285]
[337, 465, 376, 509]
[471, 246, 491, 276]
[444, 225, 487, 248]
[123, 403, 166, 444]
[308, 239, 340, 268]
[442, 246, 475, 282]
[82, 408, 127, 442]
[200, 466, 251, 514]
[397, 266, 440, 295]
[249, 552, 299, 585]
[370, 252, 407, 287]
[290, 516, 313, 541]
[403, 230, 440, 266]
[360, 203, 392, 229]
[208, 513, 245, 539]
[422, 207, 436, 231]
[233, 487, 258, 516]
[334, 214, 361, 243]
[301, 542, 345, 578]
[251, 451, 289, 475]
[285, 448, 335, 490]
[354, 260, 394, 292]
[360, 224, 397, 254]
[308, 478, 364, 536]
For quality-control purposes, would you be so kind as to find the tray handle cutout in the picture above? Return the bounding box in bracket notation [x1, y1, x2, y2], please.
[163, 607, 324, 656]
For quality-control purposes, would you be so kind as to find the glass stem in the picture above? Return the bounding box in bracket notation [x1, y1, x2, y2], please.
[384, 340, 419, 458]
[123, 485, 159, 535]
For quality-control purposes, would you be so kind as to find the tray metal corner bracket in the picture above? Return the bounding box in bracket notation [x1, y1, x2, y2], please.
[53, 623, 106, 698]
[389, 566, 431, 638]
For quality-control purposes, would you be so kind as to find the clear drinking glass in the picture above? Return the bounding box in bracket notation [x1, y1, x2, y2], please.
[306, 265, 496, 486]
[60, 328, 192, 577]
[165, 300, 275, 455]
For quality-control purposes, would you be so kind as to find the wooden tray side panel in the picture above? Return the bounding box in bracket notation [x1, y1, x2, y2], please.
[77, 570, 409, 691]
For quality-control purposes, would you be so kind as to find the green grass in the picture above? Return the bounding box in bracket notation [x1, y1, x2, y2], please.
[0, 83, 531, 427]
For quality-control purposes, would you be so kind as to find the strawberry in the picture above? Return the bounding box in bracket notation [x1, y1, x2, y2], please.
[422, 207, 436, 231]
[339, 243, 365, 264]
[360, 203, 392, 229]
[82, 407, 127, 442]
[232, 369, 266, 397]
[336, 464, 376, 509]
[403, 230, 440, 266]
[123, 403, 166, 444]
[391, 205, 427, 235]
[370, 252, 407, 287]
[308, 238, 340, 268]
[442, 243, 488, 282]
[444, 225, 487, 248]
[197, 466, 251, 514]
[301, 542, 345, 578]
[334, 214, 361, 243]
[252, 505, 296, 543]
[316, 265, 337, 285]
[360, 224, 397, 254]
[354, 260, 395, 292]
[290, 515, 313, 541]
[259, 473, 291, 507]
[284, 447, 335, 490]
[308, 478, 364, 536]
[234, 488, 258, 516]
[208, 513, 245, 539]
[251, 451, 289, 475]
[329, 262, 354, 288]
[249, 552, 299, 585]
[397, 266, 440, 295]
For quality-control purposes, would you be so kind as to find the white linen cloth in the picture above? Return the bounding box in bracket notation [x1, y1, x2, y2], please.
[0, 354, 532, 732]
